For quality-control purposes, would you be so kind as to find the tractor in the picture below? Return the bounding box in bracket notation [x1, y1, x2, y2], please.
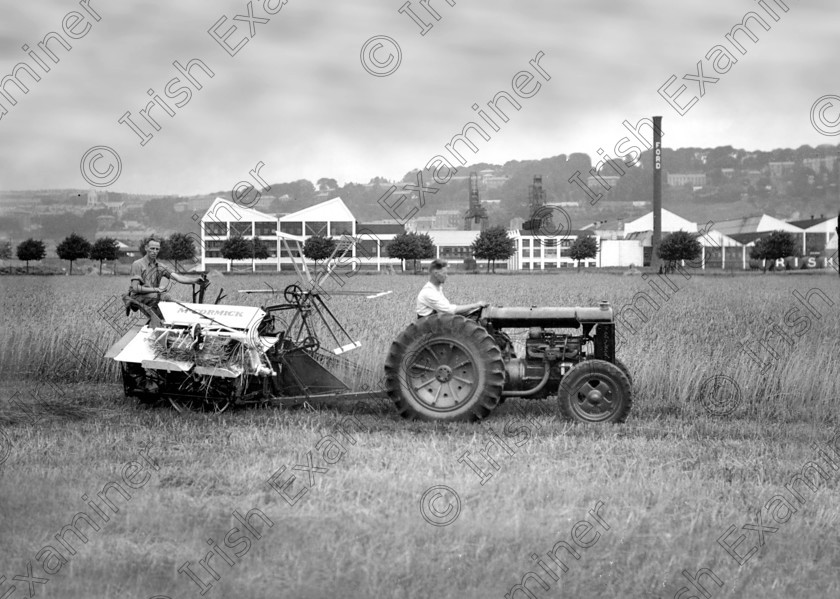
[384, 304, 632, 423]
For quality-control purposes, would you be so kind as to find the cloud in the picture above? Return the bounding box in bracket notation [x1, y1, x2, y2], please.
[0, 0, 837, 194]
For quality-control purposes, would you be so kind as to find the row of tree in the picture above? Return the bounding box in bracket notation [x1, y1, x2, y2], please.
[3, 235, 121, 274]
[1, 232, 204, 274]
[382, 228, 599, 273]
[655, 230, 802, 273]
[2, 228, 804, 276]
[0, 228, 602, 275]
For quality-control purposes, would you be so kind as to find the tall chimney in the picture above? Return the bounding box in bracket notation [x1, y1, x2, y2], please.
[651, 116, 663, 272]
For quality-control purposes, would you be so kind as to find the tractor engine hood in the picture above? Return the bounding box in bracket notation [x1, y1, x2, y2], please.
[482, 304, 614, 328]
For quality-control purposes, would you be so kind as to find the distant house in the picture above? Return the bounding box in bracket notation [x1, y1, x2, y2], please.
[767, 161, 795, 179]
[434, 210, 462, 230]
[115, 240, 135, 258]
[484, 176, 510, 189]
[666, 173, 706, 187]
[802, 155, 837, 172]
[96, 214, 116, 229]
[102, 201, 125, 217]
[587, 174, 621, 188]
[405, 216, 435, 232]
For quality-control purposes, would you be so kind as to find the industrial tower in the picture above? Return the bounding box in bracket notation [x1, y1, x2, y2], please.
[463, 172, 488, 231]
[523, 175, 551, 231]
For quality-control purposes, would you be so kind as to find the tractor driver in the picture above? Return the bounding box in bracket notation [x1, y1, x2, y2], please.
[125, 236, 205, 318]
[415, 259, 487, 319]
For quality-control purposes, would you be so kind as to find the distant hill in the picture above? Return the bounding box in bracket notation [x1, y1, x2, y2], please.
[1, 143, 837, 242]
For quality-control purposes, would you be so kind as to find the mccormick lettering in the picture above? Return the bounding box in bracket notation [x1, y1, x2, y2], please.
[178, 308, 245, 318]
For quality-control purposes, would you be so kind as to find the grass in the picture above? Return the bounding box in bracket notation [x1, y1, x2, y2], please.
[0, 270, 838, 598]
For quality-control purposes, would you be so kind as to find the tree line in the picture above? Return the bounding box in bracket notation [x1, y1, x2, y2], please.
[2, 234, 123, 274]
[0, 228, 807, 276]
[655, 229, 803, 273]
[0, 232, 202, 275]
[0, 229, 603, 274]
[356, 227, 599, 273]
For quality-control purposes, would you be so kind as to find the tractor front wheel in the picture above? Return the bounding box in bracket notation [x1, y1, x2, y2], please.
[385, 314, 505, 421]
[557, 359, 632, 423]
[613, 357, 634, 388]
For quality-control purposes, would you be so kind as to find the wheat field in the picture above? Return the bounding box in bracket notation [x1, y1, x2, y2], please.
[0, 270, 838, 599]
[1, 269, 837, 420]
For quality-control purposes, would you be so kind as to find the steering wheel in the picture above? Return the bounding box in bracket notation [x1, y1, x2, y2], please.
[464, 304, 486, 321]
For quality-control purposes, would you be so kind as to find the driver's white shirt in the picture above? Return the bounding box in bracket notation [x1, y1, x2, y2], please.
[416, 281, 455, 317]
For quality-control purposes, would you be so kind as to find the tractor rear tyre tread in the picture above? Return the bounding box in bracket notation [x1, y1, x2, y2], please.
[385, 314, 505, 422]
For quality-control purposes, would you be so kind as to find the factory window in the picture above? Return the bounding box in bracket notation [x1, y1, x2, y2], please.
[306, 221, 328, 236]
[206, 240, 224, 258]
[206, 239, 223, 257]
[521, 238, 531, 248]
[255, 221, 276, 236]
[280, 221, 303, 236]
[522, 250, 530, 258]
[330, 221, 354, 236]
[204, 222, 227, 237]
[230, 221, 252, 236]
[544, 262, 557, 269]
[532, 249, 541, 258]
[357, 239, 378, 258]
[440, 246, 471, 258]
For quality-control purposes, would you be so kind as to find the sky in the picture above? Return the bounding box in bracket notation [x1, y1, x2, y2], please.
[0, 0, 837, 195]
